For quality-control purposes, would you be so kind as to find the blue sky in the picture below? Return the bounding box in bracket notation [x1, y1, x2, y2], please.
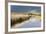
[11, 5, 41, 13]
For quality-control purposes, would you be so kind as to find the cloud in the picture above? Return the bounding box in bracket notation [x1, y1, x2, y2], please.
[27, 9, 41, 14]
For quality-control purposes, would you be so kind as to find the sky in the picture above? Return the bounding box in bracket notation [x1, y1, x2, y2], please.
[11, 5, 41, 13]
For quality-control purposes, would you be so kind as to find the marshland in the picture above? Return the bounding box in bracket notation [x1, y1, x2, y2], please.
[11, 6, 41, 28]
[11, 12, 41, 28]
